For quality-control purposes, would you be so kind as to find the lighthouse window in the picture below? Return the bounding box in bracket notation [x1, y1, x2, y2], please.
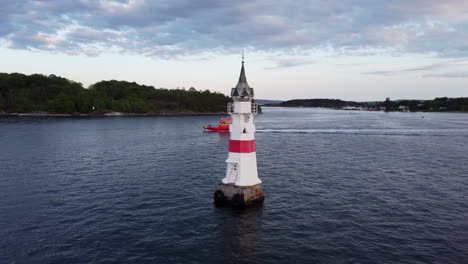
[243, 128, 247, 134]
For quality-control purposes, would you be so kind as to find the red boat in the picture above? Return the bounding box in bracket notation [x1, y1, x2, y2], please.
[204, 117, 231, 132]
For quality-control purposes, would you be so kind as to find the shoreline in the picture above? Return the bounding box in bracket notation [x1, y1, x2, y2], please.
[0, 111, 228, 118]
[262, 106, 468, 113]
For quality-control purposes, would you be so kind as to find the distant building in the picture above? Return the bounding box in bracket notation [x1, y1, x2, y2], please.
[398, 105, 409, 111]
[342, 106, 358, 110]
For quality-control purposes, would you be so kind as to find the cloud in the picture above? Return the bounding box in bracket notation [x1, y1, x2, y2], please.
[363, 59, 468, 76]
[265, 58, 317, 69]
[1, 0, 468, 58]
[364, 70, 398, 76]
[422, 72, 468, 78]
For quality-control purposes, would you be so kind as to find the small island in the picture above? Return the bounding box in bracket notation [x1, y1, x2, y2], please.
[0, 73, 231, 117]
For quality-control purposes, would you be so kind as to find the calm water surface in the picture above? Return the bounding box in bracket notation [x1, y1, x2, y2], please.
[1, 108, 468, 263]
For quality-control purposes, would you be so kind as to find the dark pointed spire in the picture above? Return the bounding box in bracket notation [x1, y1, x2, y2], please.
[238, 49, 247, 83]
[231, 51, 254, 99]
[239, 59, 247, 83]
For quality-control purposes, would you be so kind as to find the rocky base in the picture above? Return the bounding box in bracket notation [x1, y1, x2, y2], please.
[214, 183, 264, 208]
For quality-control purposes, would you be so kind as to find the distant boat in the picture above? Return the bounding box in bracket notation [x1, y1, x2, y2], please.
[204, 117, 231, 132]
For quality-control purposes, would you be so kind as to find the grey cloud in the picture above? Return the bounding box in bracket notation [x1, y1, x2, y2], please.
[401, 63, 456, 73]
[265, 58, 317, 70]
[363, 59, 468, 76]
[364, 70, 398, 76]
[422, 72, 468, 78]
[2, 0, 468, 57]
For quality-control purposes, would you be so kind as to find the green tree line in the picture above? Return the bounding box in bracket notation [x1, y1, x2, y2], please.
[0, 73, 230, 114]
[272, 97, 468, 112]
[279, 99, 361, 108]
[374, 97, 468, 112]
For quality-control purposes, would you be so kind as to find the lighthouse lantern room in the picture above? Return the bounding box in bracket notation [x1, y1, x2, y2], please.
[214, 56, 265, 207]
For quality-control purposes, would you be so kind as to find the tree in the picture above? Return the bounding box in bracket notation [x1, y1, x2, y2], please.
[0, 73, 231, 114]
[383, 97, 397, 111]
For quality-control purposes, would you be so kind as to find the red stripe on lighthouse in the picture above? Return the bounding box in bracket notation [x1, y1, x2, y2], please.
[229, 140, 256, 153]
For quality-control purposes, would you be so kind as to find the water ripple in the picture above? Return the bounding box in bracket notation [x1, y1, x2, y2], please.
[1, 110, 468, 263]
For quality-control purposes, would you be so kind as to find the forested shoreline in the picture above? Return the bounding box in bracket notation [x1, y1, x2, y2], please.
[2, 72, 466, 116]
[271, 97, 468, 112]
[0, 73, 230, 115]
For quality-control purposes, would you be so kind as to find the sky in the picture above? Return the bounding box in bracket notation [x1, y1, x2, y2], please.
[1, 0, 468, 101]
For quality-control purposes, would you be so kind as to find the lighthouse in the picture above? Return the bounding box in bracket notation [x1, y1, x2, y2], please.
[214, 56, 264, 207]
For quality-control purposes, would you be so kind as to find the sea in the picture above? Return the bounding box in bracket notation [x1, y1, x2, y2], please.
[1, 107, 468, 263]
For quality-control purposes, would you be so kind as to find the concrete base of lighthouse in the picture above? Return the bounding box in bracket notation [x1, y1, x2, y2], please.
[214, 183, 264, 207]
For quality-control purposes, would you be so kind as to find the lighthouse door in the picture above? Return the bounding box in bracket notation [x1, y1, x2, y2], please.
[226, 162, 238, 184]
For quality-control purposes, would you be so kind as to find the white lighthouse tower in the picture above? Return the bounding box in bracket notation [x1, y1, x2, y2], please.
[214, 56, 264, 207]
